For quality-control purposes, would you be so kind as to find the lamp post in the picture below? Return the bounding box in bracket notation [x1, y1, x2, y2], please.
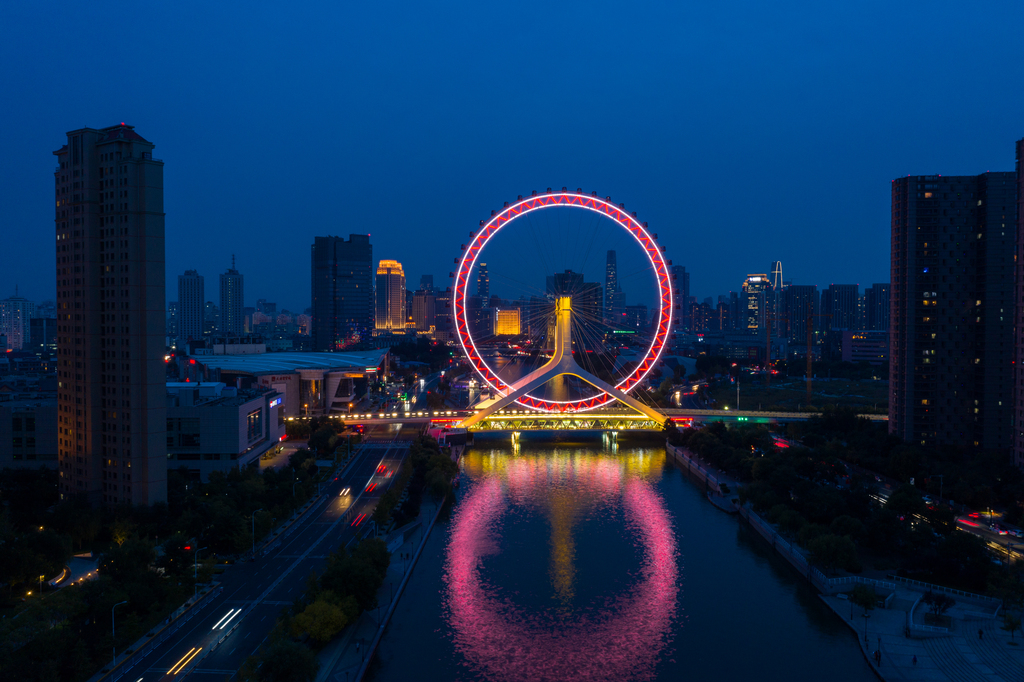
[194, 547, 207, 599]
[112, 600, 128, 667]
[252, 509, 264, 558]
[862, 612, 870, 644]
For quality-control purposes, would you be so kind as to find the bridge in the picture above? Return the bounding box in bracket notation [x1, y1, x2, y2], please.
[303, 407, 886, 432]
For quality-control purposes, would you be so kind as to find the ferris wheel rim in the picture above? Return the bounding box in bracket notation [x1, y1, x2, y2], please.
[453, 190, 673, 412]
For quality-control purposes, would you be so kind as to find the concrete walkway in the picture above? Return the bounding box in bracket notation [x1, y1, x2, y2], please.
[821, 590, 1024, 681]
[315, 500, 441, 682]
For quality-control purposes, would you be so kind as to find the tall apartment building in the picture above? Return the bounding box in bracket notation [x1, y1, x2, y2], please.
[177, 269, 204, 347]
[311, 235, 373, 350]
[891, 172, 1016, 451]
[53, 124, 166, 505]
[0, 293, 35, 350]
[865, 283, 890, 331]
[605, 251, 625, 324]
[219, 257, 244, 336]
[375, 260, 406, 331]
[1014, 140, 1024, 470]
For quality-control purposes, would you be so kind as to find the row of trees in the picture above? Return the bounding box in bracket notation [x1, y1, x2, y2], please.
[667, 418, 997, 592]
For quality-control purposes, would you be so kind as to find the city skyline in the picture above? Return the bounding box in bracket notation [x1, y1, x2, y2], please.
[5, 4, 1023, 310]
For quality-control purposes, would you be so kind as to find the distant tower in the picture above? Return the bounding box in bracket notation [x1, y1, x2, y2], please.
[477, 263, 489, 299]
[420, 274, 434, 292]
[375, 260, 406, 331]
[742, 274, 769, 331]
[769, 261, 783, 290]
[605, 250, 618, 322]
[219, 255, 244, 336]
[311, 234, 374, 349]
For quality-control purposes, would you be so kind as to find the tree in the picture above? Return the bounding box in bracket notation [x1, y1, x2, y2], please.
[291, 599, 348, 645]
[922, 590, 955, 618]
[850, 584, 877, 614]
[240, 640, 319, 682]
[807, 533, 859, 574]
[1002, 613, 1022, 641]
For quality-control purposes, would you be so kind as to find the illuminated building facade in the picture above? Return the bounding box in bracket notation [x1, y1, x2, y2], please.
[493, 308, 521, 335]
[412, 289, 436, 331]
[477, 262, 489, 299]
[53, 124, 167, 505]
[375, 259, 406, 331]
[891, 172, 1015, 451]
[742, 274, 768, 332]
[0, 294, 34, 350]
[1014, 139, 1024, 470]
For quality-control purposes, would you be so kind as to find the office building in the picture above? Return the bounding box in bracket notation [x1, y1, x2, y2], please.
[821, 284, 859, 331]
[177, 269, 204, 347]
[841, 331, 888, 366]
[891, 172, 1016, 451]
[53, 124, 166, 505]
[311, 235, 373, 350]
[165, 382, 284, 482]
[0, 294, 34, 350]
[477, 263, 489, 299]
[493, 308, 521, 336]
[865, 283, 890, 331]
[420, 275, 434, 292]
[375, 260, 406, 332]
[605, 251, 626, 324]
[742, 274, 769, 332]
[28, 318, 56, 356]
[412, 289, 436, 331]
[219, 257, 244, 336]
[783, 284, 817, 345]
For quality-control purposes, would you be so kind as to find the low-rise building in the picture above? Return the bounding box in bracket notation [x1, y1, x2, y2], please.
[0, 399, 58, 468]
[166, 382, 285, 481]
[841, 330, 889, 366]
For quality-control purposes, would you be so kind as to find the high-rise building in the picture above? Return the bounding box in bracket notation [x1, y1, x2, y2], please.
[53, 124, 166, 505]
[29, 317, 57, 356]
[742, 274, 769, 332]
[891, 172, 1015, 451]
[821, 284, 859, 331]
[624, 304, 648, 332]
[605, 251, 625, 323]
[671, 265, 690, 331]
[477, 263, 489, 299]
[311, 235, 373, 350]
[0, 293, 34, 350]
[219, 256, 244, 336]
[783, 284, 817, 344]
[420, 275, 434, 292]
[768, 261, 784, 332]
[1013, 140, 1024, 470]
[412, 289, 436, 331]
[493, 309, 521, 335]
[375, 260, 406, 331]
[177, 269, 204, 348]
[203, 301, 220, 337]
[865, 283, 890, 331]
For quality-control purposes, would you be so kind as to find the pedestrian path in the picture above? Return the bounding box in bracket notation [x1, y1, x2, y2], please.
[821, 589, 1023, 682]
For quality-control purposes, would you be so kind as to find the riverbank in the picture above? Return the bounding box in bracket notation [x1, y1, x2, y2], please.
[666, 440, 1019, 681]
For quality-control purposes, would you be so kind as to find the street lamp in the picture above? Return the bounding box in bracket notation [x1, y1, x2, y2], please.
[194, 547, 208, 599]
[252, 509, 264, 557]
[112, 600, 128, 667]
[862, 612, 871, 644]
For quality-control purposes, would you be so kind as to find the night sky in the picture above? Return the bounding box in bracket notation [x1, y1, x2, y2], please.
[3, 1, 1023, 312]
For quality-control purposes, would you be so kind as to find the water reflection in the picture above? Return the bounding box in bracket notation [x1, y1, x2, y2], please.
[445, 449, 679, 681]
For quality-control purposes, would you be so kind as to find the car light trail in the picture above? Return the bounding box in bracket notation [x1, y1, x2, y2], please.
[365, 482, 377, 493]
[351, 513, 366, 527]
[219, 608, 241, 629]
[211, 609, 237, 630]
[168, 647, 201, 674]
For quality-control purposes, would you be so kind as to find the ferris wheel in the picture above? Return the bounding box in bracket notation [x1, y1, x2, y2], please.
[452, 189, 674, 415]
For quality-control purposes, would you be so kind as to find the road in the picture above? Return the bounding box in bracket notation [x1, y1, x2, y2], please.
[119, 425, 418, 681]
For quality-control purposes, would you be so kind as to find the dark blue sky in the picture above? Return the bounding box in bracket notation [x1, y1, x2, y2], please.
[3, 1, 1022, 311]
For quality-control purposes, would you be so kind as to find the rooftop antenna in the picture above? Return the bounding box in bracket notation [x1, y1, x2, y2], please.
[231, 254, 236, 270]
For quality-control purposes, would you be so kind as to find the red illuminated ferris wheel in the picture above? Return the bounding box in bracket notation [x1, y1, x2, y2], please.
[453, 189, 674, 414]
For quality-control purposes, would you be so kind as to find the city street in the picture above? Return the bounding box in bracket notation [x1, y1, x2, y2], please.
[112, 427, 416, 681]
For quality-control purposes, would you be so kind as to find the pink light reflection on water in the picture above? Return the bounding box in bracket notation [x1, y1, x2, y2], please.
[444, 456, 679, 682]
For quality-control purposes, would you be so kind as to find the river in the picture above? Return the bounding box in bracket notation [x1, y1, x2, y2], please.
[368, 437, 875, 682]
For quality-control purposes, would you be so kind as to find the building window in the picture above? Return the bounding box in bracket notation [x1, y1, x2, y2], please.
[247, 408, 263, 443]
